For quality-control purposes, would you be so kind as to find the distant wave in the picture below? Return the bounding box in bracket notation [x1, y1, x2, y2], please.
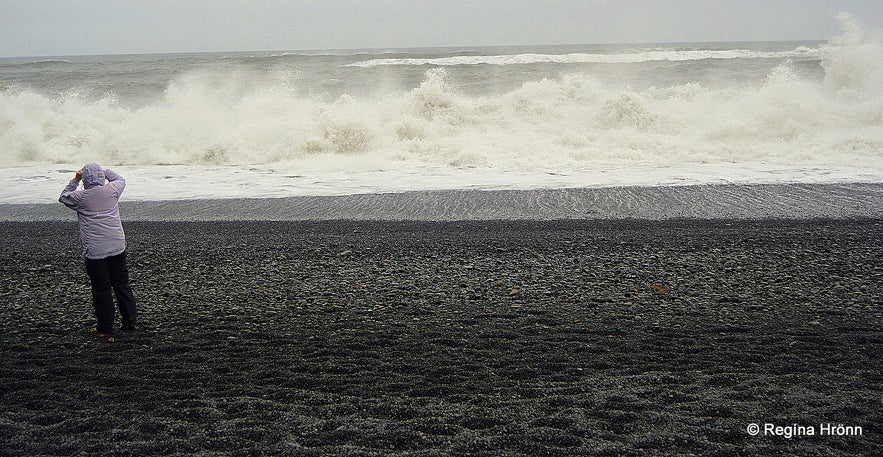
[348, 48, 820, 67]
[26, 59, 72, 64]
[4, 59, 73, 68]
[214, 50, 404, 60]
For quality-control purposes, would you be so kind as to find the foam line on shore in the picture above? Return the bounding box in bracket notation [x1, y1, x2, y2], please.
[2, 183, 880, 222]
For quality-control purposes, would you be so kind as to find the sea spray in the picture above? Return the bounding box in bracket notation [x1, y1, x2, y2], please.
[0, 16, 880, 200]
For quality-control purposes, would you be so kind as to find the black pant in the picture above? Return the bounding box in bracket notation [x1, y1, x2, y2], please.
[85, 251, 137, 333]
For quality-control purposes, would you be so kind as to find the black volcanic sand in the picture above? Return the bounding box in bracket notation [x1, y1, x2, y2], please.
[0, 219, 880, 456]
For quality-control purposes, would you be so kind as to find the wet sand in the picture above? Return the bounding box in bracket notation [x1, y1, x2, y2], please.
[2, 182, 882, 222]
[1, 217, 880, 455]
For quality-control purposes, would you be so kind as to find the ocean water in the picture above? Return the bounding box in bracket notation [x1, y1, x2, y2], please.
[1, 15, 881, 203]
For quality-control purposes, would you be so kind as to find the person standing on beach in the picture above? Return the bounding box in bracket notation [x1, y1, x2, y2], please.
[59, 163, 137, 336]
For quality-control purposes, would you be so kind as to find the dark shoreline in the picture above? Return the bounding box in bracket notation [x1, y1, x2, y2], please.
[2, 219, 881, 455]
[2, 182, 881, 221]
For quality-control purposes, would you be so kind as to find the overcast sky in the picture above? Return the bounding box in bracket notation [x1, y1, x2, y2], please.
[1, 0, 880, 57]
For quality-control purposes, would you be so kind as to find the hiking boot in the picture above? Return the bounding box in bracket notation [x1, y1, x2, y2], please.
[90, 327, 115, 342]
[91, 326, 114, 336]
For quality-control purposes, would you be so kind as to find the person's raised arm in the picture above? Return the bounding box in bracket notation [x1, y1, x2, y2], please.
[104, 168, 126, 196]
[104, 168, 121, 181]
[59, 170, 82, 208]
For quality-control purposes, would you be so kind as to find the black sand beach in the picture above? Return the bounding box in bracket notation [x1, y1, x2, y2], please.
[1, 211, 881, 456]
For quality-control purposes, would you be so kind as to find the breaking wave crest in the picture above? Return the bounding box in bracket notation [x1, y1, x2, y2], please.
[348, 47, 820, 67]
[0, 15, 880, 178]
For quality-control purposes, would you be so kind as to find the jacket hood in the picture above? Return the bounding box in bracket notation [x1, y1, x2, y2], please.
[81, 163, 105, 189]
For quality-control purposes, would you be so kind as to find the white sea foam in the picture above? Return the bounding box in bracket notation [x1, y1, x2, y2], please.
[0, 15, 880, 203]
[348, 48, 820, 67]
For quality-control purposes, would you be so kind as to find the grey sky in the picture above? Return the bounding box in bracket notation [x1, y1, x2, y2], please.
[1, 0, 880, 57]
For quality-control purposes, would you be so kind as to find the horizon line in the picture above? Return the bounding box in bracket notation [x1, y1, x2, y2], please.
[0, 39, 828, 60]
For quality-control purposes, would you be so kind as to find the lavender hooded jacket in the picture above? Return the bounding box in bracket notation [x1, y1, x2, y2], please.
[59, 163, 127, 259]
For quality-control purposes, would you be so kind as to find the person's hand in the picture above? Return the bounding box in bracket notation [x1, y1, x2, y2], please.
[74, 170, 82, 182]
